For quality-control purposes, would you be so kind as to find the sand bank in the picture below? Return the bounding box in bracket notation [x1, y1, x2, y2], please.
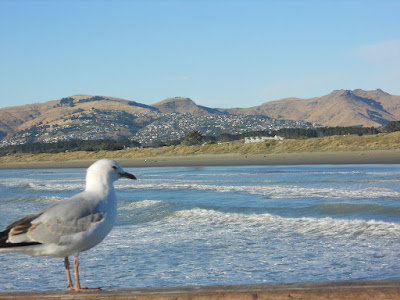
[0, 150, 399, 169]
[0, 280, 399, 299]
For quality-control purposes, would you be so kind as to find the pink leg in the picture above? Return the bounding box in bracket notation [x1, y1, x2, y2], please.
[72, 255, 101, 292]
[64, 257, 74, 290]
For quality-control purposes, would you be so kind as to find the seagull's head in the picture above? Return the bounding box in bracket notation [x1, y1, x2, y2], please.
[86, 159, 136, 188]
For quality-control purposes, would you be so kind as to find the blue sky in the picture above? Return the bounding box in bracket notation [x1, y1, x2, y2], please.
[1, 0, 399, 109]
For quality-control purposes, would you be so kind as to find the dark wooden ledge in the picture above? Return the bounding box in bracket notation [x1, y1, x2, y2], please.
[1, 279, 399, 299]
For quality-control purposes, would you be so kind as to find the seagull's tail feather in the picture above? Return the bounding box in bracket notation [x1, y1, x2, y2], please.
[0, 229, 10, 247]
[0, 228, 41, 251]
[0, 213, 43, 252]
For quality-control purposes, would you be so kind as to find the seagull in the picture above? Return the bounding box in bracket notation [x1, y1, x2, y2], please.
[0, 159, 136, 291]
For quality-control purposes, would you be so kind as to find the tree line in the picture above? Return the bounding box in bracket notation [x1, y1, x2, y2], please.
[0, 139, 140, 156]
[382, 121, 400, 133]
[159, 126, 382, 146]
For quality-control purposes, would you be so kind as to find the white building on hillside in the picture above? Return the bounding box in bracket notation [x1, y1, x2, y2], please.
[244, 135, 284, 143]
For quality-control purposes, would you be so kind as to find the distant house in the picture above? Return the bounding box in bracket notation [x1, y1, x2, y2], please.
[244, 135, 284, 143]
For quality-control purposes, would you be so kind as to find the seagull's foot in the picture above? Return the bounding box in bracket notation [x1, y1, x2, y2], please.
[77, 287, 102, 292]
[68, 286, 101, 292]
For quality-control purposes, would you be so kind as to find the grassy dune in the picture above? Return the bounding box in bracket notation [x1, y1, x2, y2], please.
[0, 132, 399, 164]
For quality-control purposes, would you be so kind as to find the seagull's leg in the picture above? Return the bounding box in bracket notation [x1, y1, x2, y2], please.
[72, 255, 101, 292]
[64, 257, 74, 290]
[73, 255, 82, 291]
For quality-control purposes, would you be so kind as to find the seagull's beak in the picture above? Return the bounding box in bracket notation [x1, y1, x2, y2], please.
[120, 172, 136, 180]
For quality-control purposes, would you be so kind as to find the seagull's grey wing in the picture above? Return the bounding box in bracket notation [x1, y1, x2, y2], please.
[3, 200, 59, 232]
[5, 194, 105, 245]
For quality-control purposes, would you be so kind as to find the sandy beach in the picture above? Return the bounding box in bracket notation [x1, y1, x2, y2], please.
[0, 149, 399, 169]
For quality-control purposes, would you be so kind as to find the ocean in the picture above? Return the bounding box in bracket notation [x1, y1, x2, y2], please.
[0, 164, 400, 291]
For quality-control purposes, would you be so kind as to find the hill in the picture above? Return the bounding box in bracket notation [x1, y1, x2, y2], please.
[225, 89, 400, 127]
[0, 89, 399, 147]
[0, 95, 156, 133]
[151, 97, 224, 116]
[0, 95, 314, 147]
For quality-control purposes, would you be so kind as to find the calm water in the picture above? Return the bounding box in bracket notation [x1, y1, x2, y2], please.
[0, 164, 400, 291]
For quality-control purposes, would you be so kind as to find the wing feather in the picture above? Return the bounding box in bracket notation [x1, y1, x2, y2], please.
[2, 193, 105, 246]
[27, 212, 104, 244]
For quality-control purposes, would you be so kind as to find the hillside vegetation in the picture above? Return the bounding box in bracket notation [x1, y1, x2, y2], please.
[0, 132, 398, 164]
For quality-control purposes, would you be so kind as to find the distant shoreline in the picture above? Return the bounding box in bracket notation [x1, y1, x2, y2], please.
[0, 149, 399, 169]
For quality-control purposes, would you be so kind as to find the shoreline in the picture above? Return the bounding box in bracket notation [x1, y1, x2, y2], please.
[0, 149, 399, 169]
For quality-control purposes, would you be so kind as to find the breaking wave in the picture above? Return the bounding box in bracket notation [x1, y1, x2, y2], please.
[168, 207, 400, 238]
[128, 183, 400, 199]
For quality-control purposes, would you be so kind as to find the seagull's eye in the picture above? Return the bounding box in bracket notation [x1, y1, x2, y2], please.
[112, 166, 117, 170]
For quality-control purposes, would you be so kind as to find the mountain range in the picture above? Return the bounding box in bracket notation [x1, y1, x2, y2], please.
[224, 89, 400, 127]
[0, 89, 398, 146]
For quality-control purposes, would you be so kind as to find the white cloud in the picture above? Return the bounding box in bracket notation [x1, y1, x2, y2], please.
[356, 39, 400, 65]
